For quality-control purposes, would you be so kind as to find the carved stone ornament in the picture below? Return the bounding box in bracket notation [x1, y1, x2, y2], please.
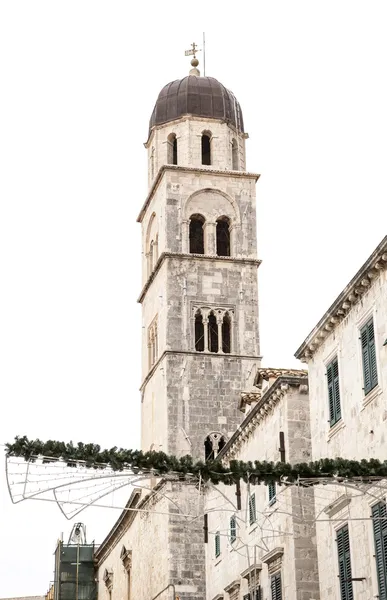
[103, 569, 113, 591]
[120, 545, 132, 572]
[261, 547, 284, 575]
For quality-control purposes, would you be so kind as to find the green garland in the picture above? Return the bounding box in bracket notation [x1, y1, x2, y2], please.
[6, 436, 387, 486]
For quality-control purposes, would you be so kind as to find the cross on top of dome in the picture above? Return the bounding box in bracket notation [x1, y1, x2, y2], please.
[184, 41, 201, 76]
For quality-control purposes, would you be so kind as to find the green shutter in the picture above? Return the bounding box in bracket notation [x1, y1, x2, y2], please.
[372, 502, 387, 600]
[361, 319, 378, 395]
[230, 516, 236, 543]
[337, 525, 353, 600]
[249, 493, 256, 525]
[327, 357, 341, 426]
[215, 531, 220, 557]
[268, 482, 276, 505]
[271, 573, 282, 600]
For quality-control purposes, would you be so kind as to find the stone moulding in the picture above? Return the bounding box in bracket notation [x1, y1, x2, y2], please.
[261, 547, 284, 575]
[240, 563, 262, 579]
[220, 375, 308, 461]
[211, 594, 224, 600]
[137, 164, 261, 223]
[254, 367, 308, 388]
[295, 236, 387, 362]
[224, 580, 241, 594]
[138, 252, 262, 303]
[324, 494, 352, 518]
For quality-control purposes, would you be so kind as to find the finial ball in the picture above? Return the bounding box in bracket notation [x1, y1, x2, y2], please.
[191, 57, 199, 68]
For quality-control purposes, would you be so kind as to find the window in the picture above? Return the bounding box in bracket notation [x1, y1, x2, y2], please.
[216, 217, 231, 256]
[208, 311, 219, 353]
[270, 573, 282, 600]
[148, 317, 158, 369]
[249, 493, 256, 525]
[327, 357, 341, 426]
[336, 524, 353, 600]
[215, 531, 220, 557]
[189, 214, 205, 254]
[222, 312, 231, 354]
[150, 147, 155, 179]
[232, 139, 239, 170]
[193, 307, 234, 353]
[230, 516, 236, 543]
[195, 310, 205, 352]
[361, 318, 378, 395]
[167, 133, 177, 165]
[372, 501, 387, 600]
[268, 482, 276, 506]
[202, 132, 211, 165]
[204, 433, 226, 460]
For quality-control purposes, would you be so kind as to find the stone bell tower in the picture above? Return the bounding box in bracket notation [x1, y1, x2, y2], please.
[138, 53, 261, 463]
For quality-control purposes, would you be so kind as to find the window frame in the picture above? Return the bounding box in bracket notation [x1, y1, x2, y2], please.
[270, 572, 282, 600]
[215, 531, 221, 558]
[336, 523, 354, 600]
[268, 482, 276, 506]
[230, 515, 237, 544]
[372, 501, 387, 600]
[249, 493, 256, 525]
[327, 356, 342, 427]
[360, 317, 378, 395]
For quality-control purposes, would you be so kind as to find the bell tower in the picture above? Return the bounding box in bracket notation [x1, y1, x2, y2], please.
[138, 55, 261, 462]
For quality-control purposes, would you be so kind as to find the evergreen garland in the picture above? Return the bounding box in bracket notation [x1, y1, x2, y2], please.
[6, 436, 387, 486]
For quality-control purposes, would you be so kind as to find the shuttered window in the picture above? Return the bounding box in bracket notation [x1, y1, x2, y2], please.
[215, 531, 220, 558]
[268, 482, 276, 505]
[361, 318, 378, 395]
[327, 357, 341, 426]
[249, 493, 256, 525]
[337, 524, 353, 600]
[230, 515, 237, 543]
[270, 572, 282, 600]
[372, 501, 387, 600]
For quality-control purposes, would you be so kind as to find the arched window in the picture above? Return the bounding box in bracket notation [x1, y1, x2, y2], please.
[208, 311, 218, 353]
[201, 132, 211, 165]
[148, 316, 158, 370]
[232, 139, 239, 170]
[195, 310, 205, 352]
[204, 433, 226, 461]
[167, 133, 177, 165]
[222, 312, 231, 354]
[189, 214, 205, 254]
[216, 217, 231, 257]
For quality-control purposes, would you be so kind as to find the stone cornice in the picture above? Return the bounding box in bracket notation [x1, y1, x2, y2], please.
[224, 580, 240, 594]
[295, 236, 387, 362]
[137, 165, 260, 223]
[138, 252, 261, 303]
[254, 367, 308, 388]
[219, 375, 308, 461]
[140, 350, 261, 393]
[239, 391, 261, 413]
[94, 480, 166, 566]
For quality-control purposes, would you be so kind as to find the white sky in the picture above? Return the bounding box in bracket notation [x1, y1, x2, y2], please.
[0, 1, 386, 595]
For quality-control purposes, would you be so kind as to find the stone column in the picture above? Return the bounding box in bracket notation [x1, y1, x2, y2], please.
[203, 312, 209, 352]
[182, 220, 189, 253]
[204, 221, 216, 255]
[217, 313, 223, 354]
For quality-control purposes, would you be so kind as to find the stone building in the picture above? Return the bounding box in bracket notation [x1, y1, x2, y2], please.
[95, 57, 261, 600]
[295, 235, 387, 600]
[205, 368, 320, 600]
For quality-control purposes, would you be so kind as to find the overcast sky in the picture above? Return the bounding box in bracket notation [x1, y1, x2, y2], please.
[1, 1, 387, 595]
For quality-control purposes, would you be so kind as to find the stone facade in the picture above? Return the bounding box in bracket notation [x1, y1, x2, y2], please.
[205, 374, 320, 600]
[295, 236, 387, 600]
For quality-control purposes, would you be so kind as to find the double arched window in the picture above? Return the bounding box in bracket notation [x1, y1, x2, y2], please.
[194, 308, 233, 354]
[146, 213, 158, 278]
[167, 133, 178, 165]
[188, 214, 231, 256]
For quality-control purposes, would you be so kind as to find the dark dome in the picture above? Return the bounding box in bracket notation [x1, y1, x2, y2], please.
[149, 76, 244, 135]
